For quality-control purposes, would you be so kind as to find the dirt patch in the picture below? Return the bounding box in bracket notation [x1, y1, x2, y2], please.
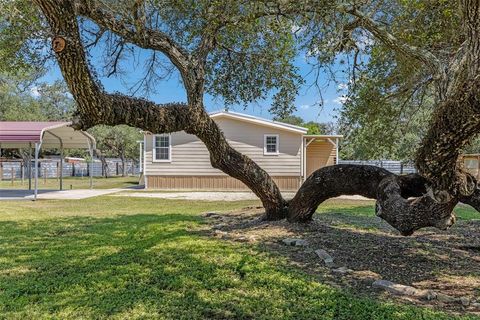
[201, 202, 480, 315]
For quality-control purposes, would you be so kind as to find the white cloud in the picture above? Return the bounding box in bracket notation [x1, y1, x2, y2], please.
[333, 95, 349, 105]
[337, 83, 348, 90]
[355, 32, 375, 51]
[30, 86, 41, 98]
[291, 24, 305, 34]
[299, 104, 310, 110]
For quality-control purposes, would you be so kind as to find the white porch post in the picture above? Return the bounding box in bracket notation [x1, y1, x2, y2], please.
[143, 135, 148, 189]
[302, 137, 307, 182]
[300, 136, 304, 183]
[138, 141, 143, 173]
[335, 137, 340, 164]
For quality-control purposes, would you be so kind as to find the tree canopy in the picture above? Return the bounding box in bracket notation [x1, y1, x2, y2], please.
[335, 0, 462, 161]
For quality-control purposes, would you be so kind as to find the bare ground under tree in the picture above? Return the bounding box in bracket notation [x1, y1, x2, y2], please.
[199, 200, 480, 316]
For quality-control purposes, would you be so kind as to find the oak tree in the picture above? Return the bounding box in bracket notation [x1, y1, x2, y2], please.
[3, 0, 480, 235]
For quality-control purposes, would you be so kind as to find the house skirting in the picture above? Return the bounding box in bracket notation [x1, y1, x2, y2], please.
[145, 175, 301, 191]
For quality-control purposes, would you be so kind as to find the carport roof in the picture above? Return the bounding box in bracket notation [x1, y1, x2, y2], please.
[0, 121, 95, 149]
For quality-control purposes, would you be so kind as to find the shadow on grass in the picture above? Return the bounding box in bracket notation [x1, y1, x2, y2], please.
[0, 212, 475, 319]
[212, 205, 480, 314]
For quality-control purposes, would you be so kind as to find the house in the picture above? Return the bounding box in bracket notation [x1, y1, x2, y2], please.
[142, 111, 342, 190]
[463, 154, 480, 179]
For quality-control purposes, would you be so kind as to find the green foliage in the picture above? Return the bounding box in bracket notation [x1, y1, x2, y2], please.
[0, 197, 475, 319]
[0, 0, 48, 77]
[305, 121, 336, 135]
[1, 0, 305, 118]
[277, 115, 304, 126]
[299, 0, 463, 161]
[0, 74, 74, 121]
[204, 11, 302, 117]
[279, 115, 336, 135]
[334, 0, 462, 161]
[89, 125, 142, 161]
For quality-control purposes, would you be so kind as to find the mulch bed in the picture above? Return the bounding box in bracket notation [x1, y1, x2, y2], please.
[201, 202, 480, 315]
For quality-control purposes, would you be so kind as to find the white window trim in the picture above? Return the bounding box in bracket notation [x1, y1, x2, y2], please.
[264, 134, 279, 155]
[152, 134, 172, 162]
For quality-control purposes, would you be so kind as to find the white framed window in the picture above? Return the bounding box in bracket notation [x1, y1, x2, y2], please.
[153, 134, 171, 162]
[264, 134, 279, 155]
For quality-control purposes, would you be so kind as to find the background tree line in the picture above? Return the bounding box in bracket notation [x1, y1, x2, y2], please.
[0, 71, 141, 175]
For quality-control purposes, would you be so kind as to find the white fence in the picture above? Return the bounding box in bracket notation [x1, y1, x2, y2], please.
[1, 159, 140, 180]
[338, 160, 416, 174]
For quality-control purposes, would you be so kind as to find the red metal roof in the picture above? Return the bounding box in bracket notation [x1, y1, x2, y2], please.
[0, 121, 69, 142]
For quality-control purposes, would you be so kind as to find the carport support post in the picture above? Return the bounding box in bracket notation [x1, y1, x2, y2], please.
[88, 141, 93, 189]
[28, 143, 32, 190]
[59, 143, 63, 190]
[34, 142, 40, 201]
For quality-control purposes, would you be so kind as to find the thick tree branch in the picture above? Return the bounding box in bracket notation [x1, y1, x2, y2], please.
[460, 186, 480, 212]
[73, 0, 191, 75]
[288, 165, 458, 236]
[415, 76, 480, 199]
[32, 0, 189, 132]
[414, 0, 480, 201]
[341, 6, 447, 87]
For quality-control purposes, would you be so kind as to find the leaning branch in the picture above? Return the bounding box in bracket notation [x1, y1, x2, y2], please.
[74, 0, 190, 74]
[288, 165, 458, 236]
[340, 6, 447, 84]
[33, 0, 191, 132]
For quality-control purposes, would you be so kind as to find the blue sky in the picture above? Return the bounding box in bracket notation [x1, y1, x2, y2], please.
[42, 48, 349, 124]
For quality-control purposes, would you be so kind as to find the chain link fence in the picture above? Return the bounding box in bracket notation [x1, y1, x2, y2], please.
[338, 160, 416, 174]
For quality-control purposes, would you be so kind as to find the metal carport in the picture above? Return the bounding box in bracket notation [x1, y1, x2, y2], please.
[0, 121, 96, 200]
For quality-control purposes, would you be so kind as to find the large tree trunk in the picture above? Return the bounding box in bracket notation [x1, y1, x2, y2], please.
[120, 155, 127, 177]
[415, 0, 480, 201]
[33, 0, 287, 220]
[182, 108, 287, 219]
[415, 78, 480, 201]
[94, 148, 109, 178]
[287, 165, 458, 235]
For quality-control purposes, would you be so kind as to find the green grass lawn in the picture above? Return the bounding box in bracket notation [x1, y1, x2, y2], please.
[0, 176, 139, 190]
[317, 199, 478, 220]
[0, 197, 477, 319]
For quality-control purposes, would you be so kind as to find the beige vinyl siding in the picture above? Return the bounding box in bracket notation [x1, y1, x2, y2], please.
[463, 154, 480, 179]
[144, 117, 302, 177]
[146, 175, 301, 190]
[145, 131, 221, 175]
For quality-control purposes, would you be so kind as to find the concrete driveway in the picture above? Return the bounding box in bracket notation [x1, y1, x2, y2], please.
[113, 191, 288, 201]
[0, 189, 122, 200]
[114, 191, 371, 202]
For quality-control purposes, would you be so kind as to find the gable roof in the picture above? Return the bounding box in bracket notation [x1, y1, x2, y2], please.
[209, 111, 308, 134]
[0, 121, 95, 149]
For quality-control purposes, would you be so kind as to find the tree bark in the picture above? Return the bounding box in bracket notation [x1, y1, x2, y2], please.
[414, 0, 480, 202]
[120, 155, 126, 177]
[188, 108, 287, 219]
[415, 78, 480, 200]
[288, 165, 458, 236]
